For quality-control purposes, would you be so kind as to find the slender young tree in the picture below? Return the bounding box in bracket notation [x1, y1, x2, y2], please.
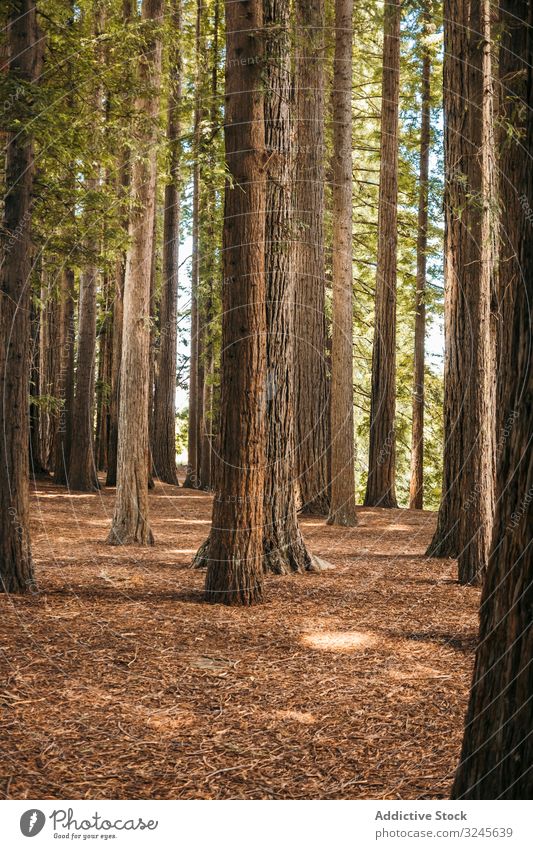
[409, 5, 431, 510]
[262, 0, 316, 571]
[328, 0, 357, 526]
[196, 0, 267, 604]
[107, 0, 163, 545]
[451, 0, 532, 798]
[293, 0, 330, 516]
[0, 0, 41, 593]
[427, 0, 496, 585]
[152, 0, 181, 486]
[365, 0, 401, 509]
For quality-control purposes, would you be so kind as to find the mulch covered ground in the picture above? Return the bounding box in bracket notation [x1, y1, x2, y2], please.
[0, 474, 480, 799]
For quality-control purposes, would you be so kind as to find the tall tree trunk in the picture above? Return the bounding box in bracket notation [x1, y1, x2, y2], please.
[107, 0, 163, 545]
[293, 0, 330, 516]
[365, 0, 401, 509]
[68, 5, 105, 492]
[327, 0, 357, 527]
[30, 298, 46, 474]
[455, 0, 496, 584]
[0, 0, 40, 593]
[40, 270, 61, 471]
[198, 0, 220, 493]
[53, 268, 76, 482]
[451, 0, 532, 798]
[427, 0, 496, 585]
[409, 7, 431, 511]
[152, 0, 181, 487]
[95, 275, 112, 471]
[106, 0, 133, 488]
[183, 0, 202, 490]
[197, 0, 267, 605]
[262, 0, 314, 572]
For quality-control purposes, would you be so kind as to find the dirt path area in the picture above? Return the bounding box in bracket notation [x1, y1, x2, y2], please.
[0, 477, 480, 799]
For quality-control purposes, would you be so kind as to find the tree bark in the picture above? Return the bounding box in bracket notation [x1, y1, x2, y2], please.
[409, 7, 431, 511]
[106, 0, 133, 488]
[293, 0, 330, 516]
[107, 0, 163, 545]
[365, 0, 401, 508]
[327, 0, 357, 527]
[0, 0, 41, 593]
[427, 0, 496, 585]
[52, 268, 76, 483]
[183, 0, 202, 490]
[451, 0, 532, 797]
[197, 0, 267, 605]
[152, 0, 181, 487]
[262, 0, 315, 572]
[68, 5, 105, 492]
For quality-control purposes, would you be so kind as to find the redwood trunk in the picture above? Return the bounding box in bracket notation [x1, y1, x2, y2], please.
[152, 0, 181, 487]
[293, 0, 330, 516]
[328, 0, 357, 527]
[427, 0, 496, 584]
[107, 0, 163, 545]
[451, 1, 532, 797]
[199, 0, 267, 605]
[262, 0, 314, 572]
[0, 0, 40, 593]
[53, 268, 76, 483]
[365, 0, 401, 509]
[409, 9, 431, 511]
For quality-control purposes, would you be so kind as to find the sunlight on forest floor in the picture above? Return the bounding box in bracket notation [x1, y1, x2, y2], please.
[0, 474, 481, 800]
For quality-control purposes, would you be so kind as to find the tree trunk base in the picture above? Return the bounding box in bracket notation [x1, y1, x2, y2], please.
[106, 524, 154, 547]
[425, 529, 458, 558]
[326, 508, 358, 527]
[363, 493, 398, 509]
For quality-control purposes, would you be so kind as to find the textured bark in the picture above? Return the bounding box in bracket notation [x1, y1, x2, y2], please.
[365, 0, 401, 508]
[327, 0, 357, 527]
[106, 0, 133, 488]
[106, 258, 124, 487]
[95, 275, 112, 471]
[0, 0, 40, 593]
[68, 7, 105, 492]
[152, 0, 181, 487]
[107, 0, 163, 545]
[293, 0, 330, 516]
[199, 0, 267, 605]
[39, 271, 61, 470]
[262, 0, 314, 572]
[428, 0, 496, 584]
[409, 9, 431, 511]
[29, 298, 46, 474]
[183, 0, 202, 490]
[52, 268, 76, 483]
[451, 0, 532, 796]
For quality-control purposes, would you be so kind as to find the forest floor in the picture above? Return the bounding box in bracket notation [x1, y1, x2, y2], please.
[0, 473, 481, 800]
